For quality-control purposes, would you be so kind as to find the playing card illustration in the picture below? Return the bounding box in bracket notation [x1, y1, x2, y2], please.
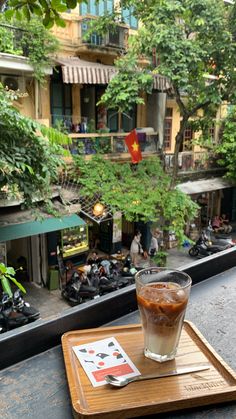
[73, 337, 140, 387]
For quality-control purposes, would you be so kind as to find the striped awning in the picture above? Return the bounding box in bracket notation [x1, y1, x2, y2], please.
[153, 74, 172, 92]
[56, 57, 116, 85]
[56, 57, 172, 91]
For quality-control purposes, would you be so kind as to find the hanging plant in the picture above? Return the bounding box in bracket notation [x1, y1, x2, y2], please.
[20, 18, 59, 83]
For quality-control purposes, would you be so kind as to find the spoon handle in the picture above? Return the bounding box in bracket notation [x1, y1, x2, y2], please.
[131, 364, 210, 382]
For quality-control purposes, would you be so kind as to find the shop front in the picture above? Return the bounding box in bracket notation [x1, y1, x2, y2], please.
[0, 212, 88, 291]
[178, 177, 236, 237]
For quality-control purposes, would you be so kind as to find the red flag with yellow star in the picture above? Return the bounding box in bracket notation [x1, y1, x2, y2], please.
[125, 129, 142, 163]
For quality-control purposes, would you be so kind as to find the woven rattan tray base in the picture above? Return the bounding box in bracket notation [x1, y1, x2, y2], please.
[61, 321, 236, 418]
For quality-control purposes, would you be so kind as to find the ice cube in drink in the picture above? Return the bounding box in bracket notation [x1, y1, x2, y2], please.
[137, 282, 189, 362]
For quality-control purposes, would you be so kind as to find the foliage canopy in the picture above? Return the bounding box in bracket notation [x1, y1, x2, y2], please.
[70, 155, 198, 244]
[91, 0, 236, 178]
[0, 87, 69, 207]
[216, 106, 236, 182]
[0, 15, 59, 82]
[0, 0, 83, 29]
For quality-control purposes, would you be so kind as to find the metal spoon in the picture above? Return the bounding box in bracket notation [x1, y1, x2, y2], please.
[105, 364, 210, 387]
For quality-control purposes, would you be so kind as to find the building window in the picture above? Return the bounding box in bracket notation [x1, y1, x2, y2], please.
[50, 68, 72, 128]
[107, 108, 136, 132]
[80, 1, 114, 16]
[183, 126, 193, 151]
[121, 5, 138, 29]
[164, 108, 173, 150]
[209, 125, 215, 141]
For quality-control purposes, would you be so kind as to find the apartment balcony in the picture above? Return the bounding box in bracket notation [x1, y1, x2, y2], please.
[164, 151, 223, 178]
[51, 116, 222, 175]
[65, 132, 222, 178]
[67, 131, 159, 161]
[76, 18, 128, 56]
[0, 24, 29, 57]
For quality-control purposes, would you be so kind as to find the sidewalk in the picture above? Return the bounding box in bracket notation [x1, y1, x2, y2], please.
[17, 230, 236, 321]
[167, 245, 193, 268]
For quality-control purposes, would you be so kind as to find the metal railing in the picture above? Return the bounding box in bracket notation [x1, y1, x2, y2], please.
[0, 24, 28, 56]
[68, 132, 159, 155]
[50, 115, 220, 169]
[165, 151, 220, 172]
[79, 18, 127, 49]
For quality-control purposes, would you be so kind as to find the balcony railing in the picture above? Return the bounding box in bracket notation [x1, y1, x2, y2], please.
[50, 116, 220, 170]
[79, 18, 127, 50]
[164, 151, 221, 172]
[0, 24, 29, 57]
[65, 133, 221, 174]
[68, 132, 159, 156]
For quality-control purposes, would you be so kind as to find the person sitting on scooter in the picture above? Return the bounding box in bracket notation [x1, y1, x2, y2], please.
[212, 215, 223, 233]
[220, 214, 232, 234]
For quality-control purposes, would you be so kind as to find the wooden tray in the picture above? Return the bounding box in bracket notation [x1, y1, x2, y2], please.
[61, 321, 236, 418]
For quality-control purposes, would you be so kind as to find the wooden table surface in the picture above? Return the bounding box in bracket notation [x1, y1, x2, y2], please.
[1, 267, 236, 419]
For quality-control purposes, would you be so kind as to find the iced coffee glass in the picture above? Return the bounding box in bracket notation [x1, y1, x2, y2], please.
[135, 267, 192, 363]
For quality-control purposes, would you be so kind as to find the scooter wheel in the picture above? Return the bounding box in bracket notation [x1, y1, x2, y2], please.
[189, 247, 199, 257]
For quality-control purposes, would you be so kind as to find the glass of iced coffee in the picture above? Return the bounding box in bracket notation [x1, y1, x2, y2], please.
[135, 267, 192, 362]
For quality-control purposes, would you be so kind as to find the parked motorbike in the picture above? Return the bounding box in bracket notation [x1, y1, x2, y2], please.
[61, 256, 133, 304]
[61, 271, 98, 305]
[0, 291, 40, 333]
[89, 264, 118, 295]
[12, 290, 40, 322]
[189, 231, 232, 258]
[204, 226, 235, 248]
[90, 263, 129, 294]
[110, 255, 137, 284]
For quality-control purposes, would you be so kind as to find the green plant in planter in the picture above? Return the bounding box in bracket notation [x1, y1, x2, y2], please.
[152, 251, 168, 267]
[0, 263, 26, 298]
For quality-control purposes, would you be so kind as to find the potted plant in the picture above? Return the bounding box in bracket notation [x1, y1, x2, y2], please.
[0, 263, 26, 297]
[152, 251, 168, 267]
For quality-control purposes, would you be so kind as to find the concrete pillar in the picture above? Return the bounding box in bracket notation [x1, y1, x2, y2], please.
[147, 92, 167, 147]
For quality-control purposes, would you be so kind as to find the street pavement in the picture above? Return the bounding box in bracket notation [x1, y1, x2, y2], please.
[23, 245, 193, 320]
[20, 228, 236, 320]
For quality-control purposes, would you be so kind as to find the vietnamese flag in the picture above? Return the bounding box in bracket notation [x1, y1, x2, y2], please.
[125, 129, 142, 164]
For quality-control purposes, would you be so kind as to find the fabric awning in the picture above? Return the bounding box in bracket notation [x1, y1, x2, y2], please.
[152, 74, 172, 92]
[0, 214, 85, 242]
[177, 177, 234, 195]
[56, 57, 172, 91]
[57, 57, 116, 85]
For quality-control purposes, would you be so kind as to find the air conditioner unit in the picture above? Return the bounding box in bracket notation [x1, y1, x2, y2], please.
[1, 75, 26, 92]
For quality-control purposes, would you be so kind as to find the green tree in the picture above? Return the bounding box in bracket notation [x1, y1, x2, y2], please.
[216, 105, 236, 182]
[70, 155, 198, 244]
[0, 87, 70, 207]
[1, 0, 82, 28]
[92, 0, 236, 181]
[0, 15, 59, 82]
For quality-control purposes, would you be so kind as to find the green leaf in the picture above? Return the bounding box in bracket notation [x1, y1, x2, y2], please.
[23, 5, 31, 20]
[4, 10, 15, 19]
[66, 0, 77, 9]
[43, 11, 51, 27]
[54, 16, 66, 27]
